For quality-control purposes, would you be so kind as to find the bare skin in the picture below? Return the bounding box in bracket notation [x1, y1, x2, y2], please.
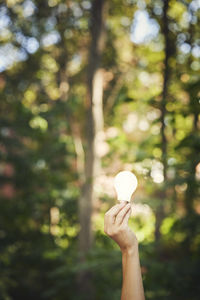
[104, 202, 145, 300]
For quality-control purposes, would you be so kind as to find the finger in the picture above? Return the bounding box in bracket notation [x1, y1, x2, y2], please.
[104, 203, 126, 229]
[122, 206, 132, 225]
[105, 202, 126, 218]
[118, 200, 129, 204]
[115, 203, 131, 226]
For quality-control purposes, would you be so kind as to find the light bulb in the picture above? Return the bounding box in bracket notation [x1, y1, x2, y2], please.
[114, 171, 138, 202]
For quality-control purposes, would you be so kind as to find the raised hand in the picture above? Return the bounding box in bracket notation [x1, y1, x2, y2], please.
[104, 202, 138, 254]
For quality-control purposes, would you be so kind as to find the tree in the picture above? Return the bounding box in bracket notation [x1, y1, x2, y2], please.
[77, 0, 107, 297]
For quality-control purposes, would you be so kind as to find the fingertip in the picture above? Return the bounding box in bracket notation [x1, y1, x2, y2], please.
[118, 201, 127, 206]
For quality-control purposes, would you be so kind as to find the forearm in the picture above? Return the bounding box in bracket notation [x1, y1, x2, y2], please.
[121, 245, 145, 300]
[104, 202, 145, 300]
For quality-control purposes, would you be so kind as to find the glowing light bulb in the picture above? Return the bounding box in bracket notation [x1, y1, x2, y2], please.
[114, 171, 138, 202]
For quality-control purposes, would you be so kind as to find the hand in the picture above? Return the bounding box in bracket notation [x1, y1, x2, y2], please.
[104, 202, 138, 254]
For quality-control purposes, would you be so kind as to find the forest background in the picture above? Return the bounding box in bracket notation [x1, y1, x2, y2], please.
[0, 0, 200, 299]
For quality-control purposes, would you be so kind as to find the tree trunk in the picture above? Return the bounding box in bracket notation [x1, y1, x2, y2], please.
[155, 0, 170, 241]
[77, 0, 107, 297]
[184, 11, 198, 214]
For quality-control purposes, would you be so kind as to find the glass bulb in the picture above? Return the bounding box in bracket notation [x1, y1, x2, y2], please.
[114, 171, 138, 202]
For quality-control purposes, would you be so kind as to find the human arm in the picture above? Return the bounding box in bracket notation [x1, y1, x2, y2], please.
[104, 202, 145, 300]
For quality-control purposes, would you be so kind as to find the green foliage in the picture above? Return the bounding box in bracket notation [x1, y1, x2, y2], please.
[0, 0, 200, 299]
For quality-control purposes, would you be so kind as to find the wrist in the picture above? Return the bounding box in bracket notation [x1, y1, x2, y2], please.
[121, 243, 139, 256]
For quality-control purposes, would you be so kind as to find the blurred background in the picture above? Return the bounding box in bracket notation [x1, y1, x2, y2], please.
[0, 0, 200, 299]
